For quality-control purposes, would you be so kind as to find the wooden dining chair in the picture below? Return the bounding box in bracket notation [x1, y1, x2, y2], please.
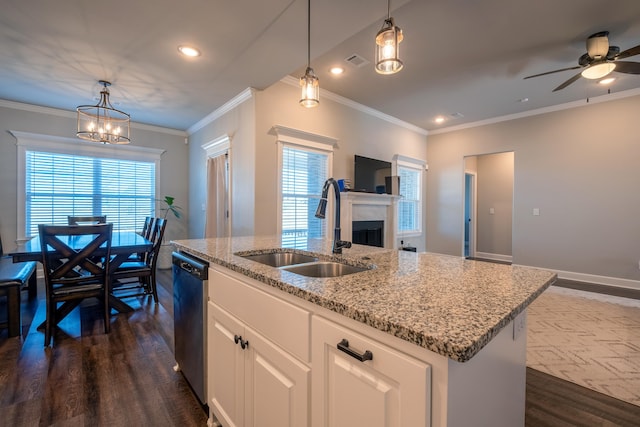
[112, 218, 166, 303]
[39, 223, 113, 346]
[67, 215, 107, 225]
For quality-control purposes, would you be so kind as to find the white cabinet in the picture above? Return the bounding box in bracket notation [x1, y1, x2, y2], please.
[312, 316, 431, 427]
[207, 267, 311, 427]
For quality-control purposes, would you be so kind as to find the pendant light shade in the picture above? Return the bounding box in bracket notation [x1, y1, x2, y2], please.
[299, 0, 319, 107]
[77, 80, 131, 144]
[375, 0, 404, 75]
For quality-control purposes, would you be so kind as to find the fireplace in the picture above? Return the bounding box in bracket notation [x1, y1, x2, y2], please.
[339, 192, 399, 249]
[352, 220, 384, 247]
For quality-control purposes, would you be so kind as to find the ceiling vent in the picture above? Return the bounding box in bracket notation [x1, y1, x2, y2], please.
[344, 54, 370, 68]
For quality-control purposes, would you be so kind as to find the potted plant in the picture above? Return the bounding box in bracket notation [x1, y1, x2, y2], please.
[158, 195, 183, 269]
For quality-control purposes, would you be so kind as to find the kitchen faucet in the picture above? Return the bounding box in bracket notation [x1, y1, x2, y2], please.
[315, 178, 352, 254]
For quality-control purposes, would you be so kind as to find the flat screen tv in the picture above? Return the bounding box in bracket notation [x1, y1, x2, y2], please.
[354, 155, 392, 194]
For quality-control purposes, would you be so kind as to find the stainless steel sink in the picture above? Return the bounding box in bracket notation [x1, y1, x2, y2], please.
[282, 261, 368, 278]
[239, 252, 318, 268]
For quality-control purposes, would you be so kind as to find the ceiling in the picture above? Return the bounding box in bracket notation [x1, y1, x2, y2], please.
[2, 0, 640, 133]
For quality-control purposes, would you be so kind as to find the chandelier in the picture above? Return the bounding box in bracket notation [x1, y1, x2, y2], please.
[77, 80, 131, 144]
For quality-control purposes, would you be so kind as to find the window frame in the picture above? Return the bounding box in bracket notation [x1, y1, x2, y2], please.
[12, 131, 164, 242]
[272, 126, 336, 241]
[394, 155, 425, 237]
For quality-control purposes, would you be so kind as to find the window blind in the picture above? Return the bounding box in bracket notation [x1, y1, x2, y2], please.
[25, 150, 156, 236]
[398, 165, 421, 234]
[281, 146, 328, 247]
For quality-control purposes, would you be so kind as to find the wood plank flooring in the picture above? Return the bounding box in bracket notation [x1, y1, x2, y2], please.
[0, 270, 207, 426]
[1, 269, 639, 426]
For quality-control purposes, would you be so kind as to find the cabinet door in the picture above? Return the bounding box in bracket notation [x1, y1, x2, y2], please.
[244, 326, 311, 427]
[209, 303, 245, 427]
[312, 317, 431, 427]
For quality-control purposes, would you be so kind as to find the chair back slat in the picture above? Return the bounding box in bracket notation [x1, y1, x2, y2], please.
[67, 215, 107, 225]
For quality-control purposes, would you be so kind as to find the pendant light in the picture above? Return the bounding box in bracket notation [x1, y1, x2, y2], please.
[375, 0, 404, 75]
[77, 80, 131, 144]
[299, 0, 319, 107]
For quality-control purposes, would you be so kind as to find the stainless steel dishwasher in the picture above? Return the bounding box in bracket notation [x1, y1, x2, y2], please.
[172, 251, 208, 405]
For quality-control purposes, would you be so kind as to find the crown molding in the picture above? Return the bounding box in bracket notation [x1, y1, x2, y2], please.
[187, 87, 256, 135]
[0, 98, 187, 136]
[280, 75, 428, 136]
[429, 87, 640, 135]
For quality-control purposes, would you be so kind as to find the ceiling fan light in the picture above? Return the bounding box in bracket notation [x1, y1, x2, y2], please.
[581, 62, 616, 79]
[375, 17, 403, 75]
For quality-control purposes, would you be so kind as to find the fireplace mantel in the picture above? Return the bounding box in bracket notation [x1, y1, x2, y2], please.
[339, 192, 400, 249]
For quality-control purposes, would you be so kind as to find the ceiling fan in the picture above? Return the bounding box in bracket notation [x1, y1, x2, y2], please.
[524, 31, 640, 92]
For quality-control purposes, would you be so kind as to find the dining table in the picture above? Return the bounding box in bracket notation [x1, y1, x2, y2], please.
[8, 230, 153, 314]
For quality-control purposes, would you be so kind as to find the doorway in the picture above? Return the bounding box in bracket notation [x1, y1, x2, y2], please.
[463, 152, 514, 262]
[464, 172, 476, 258]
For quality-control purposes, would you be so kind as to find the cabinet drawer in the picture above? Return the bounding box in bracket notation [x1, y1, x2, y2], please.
[209, 266, 311, 362]
[312, 316, 431, 427]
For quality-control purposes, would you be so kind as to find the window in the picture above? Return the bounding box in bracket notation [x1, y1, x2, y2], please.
[281, 146, 328, 247]
[14, 131, 163, 239]
[273, 125, 336, 248]
[396, 156, 424, 236]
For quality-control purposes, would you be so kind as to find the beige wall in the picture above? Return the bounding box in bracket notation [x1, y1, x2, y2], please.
[188, 81, 428, 250]
[426, 94, 640, 282]
[188, 97, 256, 238]
[476, 152, 513, 258]
[0, 104, 189, 247]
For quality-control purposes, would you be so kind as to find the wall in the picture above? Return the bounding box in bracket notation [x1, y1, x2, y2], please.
[476, 152, 513, 259]
[187, 96, 256, 238]
[253, 81, 428, 250]
[426, 94, 640, 284]
[0, 103, 189, 247]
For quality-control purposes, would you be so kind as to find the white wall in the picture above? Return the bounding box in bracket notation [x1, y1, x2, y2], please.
[426, 94, 640, 284]
[0, 103, 189, 247]
[254, 81, 428, 250]
[186, 81, 427, 249]
[187, 96, 256, 238]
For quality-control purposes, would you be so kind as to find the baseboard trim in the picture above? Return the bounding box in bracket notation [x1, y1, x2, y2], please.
[553, 269, 640, 292]
[475, 252, 513, 263]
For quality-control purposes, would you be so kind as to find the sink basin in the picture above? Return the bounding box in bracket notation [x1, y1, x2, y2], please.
[240, 252, 318, 268]
[282, 261, 369, 278]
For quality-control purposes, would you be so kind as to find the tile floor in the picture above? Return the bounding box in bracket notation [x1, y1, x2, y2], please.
[527, 286, 640, 406]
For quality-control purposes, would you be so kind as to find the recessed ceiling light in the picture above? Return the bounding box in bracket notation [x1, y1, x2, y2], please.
[178, 45, 201, 57]
[598, 77, 616, 85]
[329, 66, 345, 75]
[518, 97, 529, 103]
[434, 116, 446, 124]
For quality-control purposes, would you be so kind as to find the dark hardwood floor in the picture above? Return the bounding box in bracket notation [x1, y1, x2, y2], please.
[0, 269, 207, 426]
[1, 269, 639, 426]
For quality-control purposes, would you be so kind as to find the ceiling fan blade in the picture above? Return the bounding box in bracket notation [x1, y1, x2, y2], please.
[523, 65, 582, 80]
[616, 44, 640, 60]
[613, 61, 640, 74]
[552, 72, 583, 92]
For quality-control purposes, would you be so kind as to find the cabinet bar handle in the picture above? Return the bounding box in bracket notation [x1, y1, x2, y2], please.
[337, 339, 373, 362]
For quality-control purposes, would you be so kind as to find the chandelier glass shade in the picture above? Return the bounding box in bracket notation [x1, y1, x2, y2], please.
[299, 0, 319, 107]
[375, 0, 403, 75]
[77, 80, 131, 144]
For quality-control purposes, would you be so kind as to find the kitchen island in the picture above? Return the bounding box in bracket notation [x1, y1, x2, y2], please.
[172, 236, 556, 427]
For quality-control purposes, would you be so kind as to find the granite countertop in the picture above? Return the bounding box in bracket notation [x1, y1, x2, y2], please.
[171, 236, 556, 362]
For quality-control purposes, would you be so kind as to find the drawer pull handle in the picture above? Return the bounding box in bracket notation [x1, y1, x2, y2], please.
[234, 334, 249, 350]
[337, 339, 373, 362]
